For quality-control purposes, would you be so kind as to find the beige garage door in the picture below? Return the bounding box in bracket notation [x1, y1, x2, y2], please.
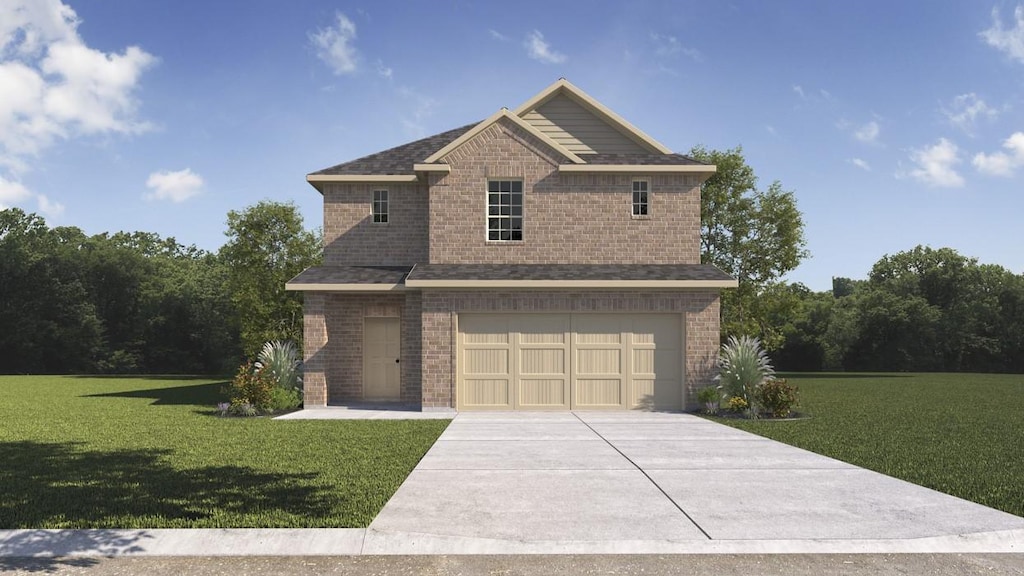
[457, 313, 682, 411]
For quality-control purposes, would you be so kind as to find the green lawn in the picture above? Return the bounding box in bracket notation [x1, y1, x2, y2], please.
[0, 376, 449, 529]
[705, 372, 1024, 518]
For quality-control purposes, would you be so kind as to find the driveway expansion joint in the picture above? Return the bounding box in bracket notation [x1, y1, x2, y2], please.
[571, 412, 713, 540]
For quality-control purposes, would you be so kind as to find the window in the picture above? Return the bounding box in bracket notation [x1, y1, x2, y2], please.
[632, 180, 649, 216]
[487, 180, 523, 241]
[372, 190, 388, 223]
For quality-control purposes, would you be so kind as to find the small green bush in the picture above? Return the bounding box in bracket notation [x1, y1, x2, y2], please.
[267, 385, 302, 412]
[696, 386, 720, 413]
[755, 378, 799, 418]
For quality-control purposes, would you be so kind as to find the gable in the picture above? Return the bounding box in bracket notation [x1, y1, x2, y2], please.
[521, 93, 649, 155]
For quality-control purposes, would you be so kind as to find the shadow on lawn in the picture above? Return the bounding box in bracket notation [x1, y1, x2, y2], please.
[0, 441, 334, 531]
[83, 382, 227, 406]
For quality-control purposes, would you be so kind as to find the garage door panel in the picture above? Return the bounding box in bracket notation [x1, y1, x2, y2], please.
[577, 349, 621, 374]
[519, 379, 567, 406]
[520, 348, 565, 374]
[631, 316, 680, 348]
[463, 379, 510, 406]
[576, 379, 622, 406]
[462, 315, 510, 343]
[633, 349, 654, 374]
[517, 315, 569, 343]
[464, 349, 509, 375]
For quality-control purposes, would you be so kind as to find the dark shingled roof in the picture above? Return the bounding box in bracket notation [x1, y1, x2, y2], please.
[405, 264, 734, 282]
[310, 123, 478, 176]
[584, 153, 706, 166]
[309, 122, 709, 177]
[287, 266, 412, 285]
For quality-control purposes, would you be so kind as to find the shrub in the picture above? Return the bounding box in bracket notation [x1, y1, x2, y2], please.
[717, 335, 775, 417]
[755, 378, 799, 418]
[256, 340, 303, 391]
[267, 385, 302, 412]
[224, 361, 276, 413]
[696, 386, 720, 414]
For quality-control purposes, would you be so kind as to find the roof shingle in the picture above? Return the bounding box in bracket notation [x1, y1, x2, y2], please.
[310, 123, 477, 176]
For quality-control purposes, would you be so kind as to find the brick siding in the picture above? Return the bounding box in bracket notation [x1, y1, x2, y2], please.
[322, 182, 428, 266]
[429, 117, 702, 265]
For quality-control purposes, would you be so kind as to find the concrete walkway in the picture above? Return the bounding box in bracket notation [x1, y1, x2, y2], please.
[2, 412, 1023, 557]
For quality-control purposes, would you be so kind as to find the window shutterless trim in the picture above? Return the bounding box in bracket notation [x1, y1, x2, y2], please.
[486, 179, 523, 242]
[632, 179, 649, 216]
[372, 189, 389, 224]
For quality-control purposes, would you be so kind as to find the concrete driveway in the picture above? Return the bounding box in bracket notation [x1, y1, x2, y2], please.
[365, 412, 1024, 554]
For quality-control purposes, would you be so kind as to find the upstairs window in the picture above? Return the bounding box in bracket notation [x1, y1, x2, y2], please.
[487, 180, 523, 241]
[372, 190, 389, 223]
[632, 180, 649, 216]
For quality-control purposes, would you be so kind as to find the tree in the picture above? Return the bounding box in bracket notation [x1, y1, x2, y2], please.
[689, 145, 808, 348]
[0, 209, 103, 373]
[221, 201, 321, 358]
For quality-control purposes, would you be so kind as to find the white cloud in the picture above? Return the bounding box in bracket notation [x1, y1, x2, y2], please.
[942, 93, 998, 134]
[397, 86, 437, 139]
[0, 176, 32, 208]
[145, 168, 204, 203]
[310, 12, 358, 74]
[375, 60, 392, 79]
[650, 32, 702, 62]
[973, 132, 1024, 176]
[849, 158, 871, 171]
[36, 193, 64, 218]
[792, 85, 806, 99]
[854, 120, 880, 143]
[907, 138, 964, 188]
[524, 30, 566, 64]
[980, 6, 1024, 63]
[488, 29, 508, 41]
[0, 0, 155, 161]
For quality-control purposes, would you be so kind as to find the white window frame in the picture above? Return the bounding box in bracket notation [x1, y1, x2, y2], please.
[372, 189, 389, 224]
[632, 179, 650, 217]
[486, 179, 523, 242]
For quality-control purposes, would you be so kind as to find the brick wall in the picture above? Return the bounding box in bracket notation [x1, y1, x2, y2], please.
[420, 290, 721, 410]
[322, 182, 428, 266]
[302, 293, 327, 406]
[428, 117, 702, 265]
[301, 293, 418, 405]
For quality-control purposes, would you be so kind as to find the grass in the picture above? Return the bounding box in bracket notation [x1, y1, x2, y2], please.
[0, 375, 449, 529]
[705, 372, 1024, 518]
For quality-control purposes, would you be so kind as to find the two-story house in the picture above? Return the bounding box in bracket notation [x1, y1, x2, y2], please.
[287, 79, 736, 412]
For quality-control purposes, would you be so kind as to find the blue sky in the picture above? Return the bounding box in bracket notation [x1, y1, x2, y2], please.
[2, 1, 1024, 290]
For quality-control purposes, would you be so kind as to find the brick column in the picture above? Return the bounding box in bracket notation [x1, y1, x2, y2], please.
[302, 292, 328, 406]
[684, 293, 721, 410]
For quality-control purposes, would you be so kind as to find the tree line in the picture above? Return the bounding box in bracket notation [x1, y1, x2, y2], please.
[0, 203, 319, 375]
[2, 146, 1020, 375]
[771, 246, 1024, 373]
